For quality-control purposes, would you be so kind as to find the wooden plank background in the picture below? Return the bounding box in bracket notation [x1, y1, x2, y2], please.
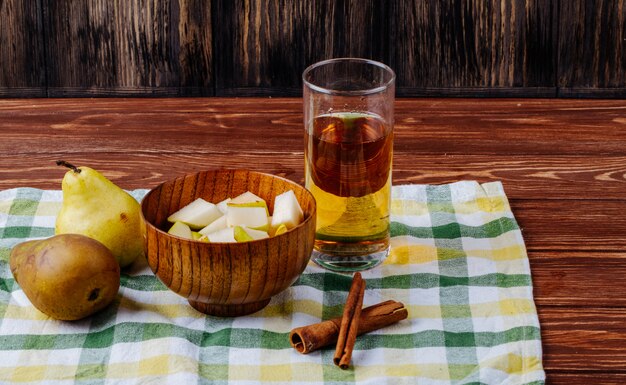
[0, 0, 625, 97]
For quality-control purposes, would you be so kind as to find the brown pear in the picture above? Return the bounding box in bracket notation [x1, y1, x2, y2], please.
[10, 234, 120, 321]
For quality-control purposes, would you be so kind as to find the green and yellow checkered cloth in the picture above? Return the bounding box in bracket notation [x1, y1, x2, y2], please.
[0, 182, 544, 384]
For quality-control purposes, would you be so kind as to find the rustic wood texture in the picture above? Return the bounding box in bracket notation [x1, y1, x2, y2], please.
[539, 307, 626, 371]
[387, 0, 557, 96]
[44, 0, 213, 96]
[142, 169, 316, 317]
[1, 97, 625, 383]
[213, 0, 386, 95]
[2, 1, 626, 96]
[559, 0, 626, 97]
[0, 0, 46, 96]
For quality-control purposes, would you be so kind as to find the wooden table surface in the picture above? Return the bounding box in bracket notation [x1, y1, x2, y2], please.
[1, 98, 625, 384]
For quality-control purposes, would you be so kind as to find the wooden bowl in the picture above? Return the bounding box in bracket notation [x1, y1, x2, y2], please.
[141, 170, 316, 317]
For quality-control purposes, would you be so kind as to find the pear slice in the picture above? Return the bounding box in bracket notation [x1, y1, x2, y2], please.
[197, 235, 210, 243]
[228, 191, 269, 215]
[168, 221, 193, 239]
[226, 205, 269, 230]
[271, 190, 304, 230]
[240, 226, 270, 241]
[252, 223, 270, 232]
[234, 226, 270, 242]
[199, 215, 227, 235]
[191, 231, 203, 240]
[233, 226, 254, 242]
[272, 223, 288, 236]
[167, 198, 223, 229]
[227, 201, 269, 217]
[216, 198, 231, 214]
[206, 227, 237, 243]
[230, 191, 264, 204]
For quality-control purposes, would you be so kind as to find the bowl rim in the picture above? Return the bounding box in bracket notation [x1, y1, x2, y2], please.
[140, 169, 316, 245]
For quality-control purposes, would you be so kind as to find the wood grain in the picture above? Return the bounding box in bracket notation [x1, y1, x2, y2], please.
[2, 1, 626, 96]
[512, 200, 626, 251]
[387, 0, 557, 95]
[43, 0, 213, 96]
[3, 98, 626, 156]
[549, 373, 626, 385]
[559, 0, 626, 97]
[213, 0, 560, 96]
[4, 154, 626, 201]
[539, 307, 626, 371]
[530, 252, 626, 306]
[177, 0, 213, 95]
[0, 0, 46, 96]
[213, 0, 386, 95]
[1, 97, 626, 382]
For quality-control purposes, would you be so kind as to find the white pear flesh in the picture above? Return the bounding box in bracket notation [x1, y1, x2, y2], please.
[233, 226, 253, 242]
[206, 227, 237, 243]
[198, 215, 227, 235]
[168, 221, 193, 239]
[226, 206, 269, 230]
[230, 191, 265, 204]
[240, 226, 269, 240]
[216, 198, 231, 214]
[167, 198, 222, 229]
[227, 200, 269, 216]
[271, 190, 304, 229]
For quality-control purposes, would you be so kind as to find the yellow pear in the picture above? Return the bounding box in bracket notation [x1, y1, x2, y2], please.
[55, 161, 144, 268]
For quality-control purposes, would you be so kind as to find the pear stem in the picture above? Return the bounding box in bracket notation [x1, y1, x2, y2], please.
[56, 160, 81, 174]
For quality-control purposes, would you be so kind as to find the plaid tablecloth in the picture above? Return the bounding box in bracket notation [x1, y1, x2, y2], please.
[0, 182, 544, 384]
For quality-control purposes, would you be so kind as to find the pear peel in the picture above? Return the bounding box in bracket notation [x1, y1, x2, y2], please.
[55, 161, 145, 268]
[10, 234, 120, 321]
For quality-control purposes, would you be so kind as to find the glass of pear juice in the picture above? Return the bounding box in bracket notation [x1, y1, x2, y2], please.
[303, 58, 395, 272]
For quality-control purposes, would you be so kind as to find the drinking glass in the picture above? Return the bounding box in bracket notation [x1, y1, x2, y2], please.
[303, 58, 395, 272]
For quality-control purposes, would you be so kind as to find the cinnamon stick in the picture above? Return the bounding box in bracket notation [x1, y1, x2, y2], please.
[289, 300, 408, 354]
[333, 272, 365, 369]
